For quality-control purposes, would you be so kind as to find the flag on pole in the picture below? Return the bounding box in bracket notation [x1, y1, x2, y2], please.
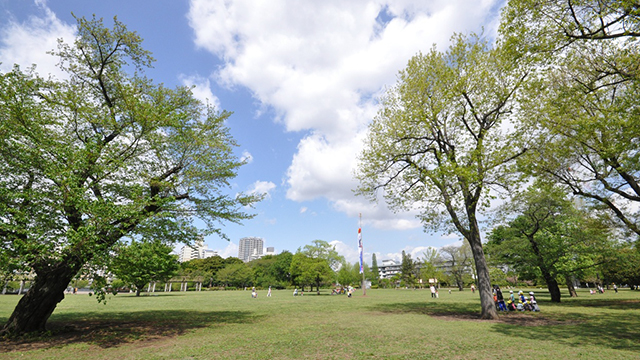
[358, 227, 363, 274]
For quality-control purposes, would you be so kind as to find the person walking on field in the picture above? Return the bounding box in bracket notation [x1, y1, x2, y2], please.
[267, 286, 272, 297]
[430, 284, 436, 298]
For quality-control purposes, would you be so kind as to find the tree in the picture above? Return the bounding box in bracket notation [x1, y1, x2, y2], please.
[301, 240, 344, 271]
[400, 250, 415, 287]
[501, 0, 640, 237]
[337, 261, 358, 287]
[0, 16, 258, 335]
[180, 255, 226, 287]
[371, 253, 380, 286]
[420, 248, 444, 288]
[110, 240, 179, 296]
[486, 182, 614, 301]
[439, 244, 473, 291]
[289, 252, 333, 293]
[356, 34, 528, 319]
[216, 263, 253, 288]
[600, 245, 640, 287]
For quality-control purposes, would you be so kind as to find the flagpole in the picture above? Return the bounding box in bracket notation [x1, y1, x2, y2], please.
[360, 213, 366, 296]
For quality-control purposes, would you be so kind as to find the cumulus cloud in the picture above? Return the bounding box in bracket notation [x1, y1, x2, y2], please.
[240, 150, 254, 164]
[0, 1, 76, 77]
[248, 180, 277, 199]
[383, 245, 438, 263]
[215, 241, 239, 258]
[330, 240, 360, 264]
[179, 73, 221, 109]
[187, 0, 503, 230]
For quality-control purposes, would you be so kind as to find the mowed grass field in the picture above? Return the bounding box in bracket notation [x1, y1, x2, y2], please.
[1, 287, 639, 359]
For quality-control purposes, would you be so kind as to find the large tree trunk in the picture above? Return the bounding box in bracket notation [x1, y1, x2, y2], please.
[543, 271, 562, 302]
[527, 236, 561, 302]
[467, 230, 498, 319]
[565, 276, 578, 297]
[1, 264, 77, 335]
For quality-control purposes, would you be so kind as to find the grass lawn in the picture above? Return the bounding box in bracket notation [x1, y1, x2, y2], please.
[1, 287, 639, 359]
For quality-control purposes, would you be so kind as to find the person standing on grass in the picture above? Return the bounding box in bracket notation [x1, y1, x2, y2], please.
[613, 284, 618, 293]
[495, 286, 506, 311]
[293, 288, 298, 296]
[267, 286, 272, 297]
[430, 284, 436, 298]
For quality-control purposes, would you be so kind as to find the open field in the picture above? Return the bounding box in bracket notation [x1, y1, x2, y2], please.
[1, 288, 639, 359]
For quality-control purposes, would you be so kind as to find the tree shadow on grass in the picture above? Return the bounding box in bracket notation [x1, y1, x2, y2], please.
[1, 309, 260, 352]
[548, 298, 640, 311]
[491, 311, 640, 352]
[372, 302, 640, 352]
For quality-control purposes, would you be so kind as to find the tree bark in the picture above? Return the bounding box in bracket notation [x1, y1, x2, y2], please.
[542, 271, 562, 302]
[527, 235, 562, 302]
[565, 276, 578, 297]
[467, 230, 498, 319]
[1, 263, 78, 335]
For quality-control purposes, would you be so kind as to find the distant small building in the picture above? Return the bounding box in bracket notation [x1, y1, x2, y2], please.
[378, 259, 402, 279]
[179, 239, 218, 263]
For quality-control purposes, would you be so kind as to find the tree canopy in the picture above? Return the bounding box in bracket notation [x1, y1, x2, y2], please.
[356, 33, 528, 319]
[110, 240, 179, 296]
[0, 16, 258, 335]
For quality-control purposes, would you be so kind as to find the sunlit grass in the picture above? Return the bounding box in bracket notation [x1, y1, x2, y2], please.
[1, 287, 639, 359]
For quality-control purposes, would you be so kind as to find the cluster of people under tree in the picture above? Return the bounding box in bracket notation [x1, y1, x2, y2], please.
[493, 285, 540, 312]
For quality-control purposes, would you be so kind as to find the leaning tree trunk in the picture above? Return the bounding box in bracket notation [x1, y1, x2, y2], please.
[528, 236, 561, 302]
[467, 229, 498, 319]
[1, 262, 79, 335]
[565, 276, 578, 297]
[542, 271, 562, 302]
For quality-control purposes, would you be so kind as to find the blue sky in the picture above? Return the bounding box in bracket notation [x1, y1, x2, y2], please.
[0, 0, 504, 264]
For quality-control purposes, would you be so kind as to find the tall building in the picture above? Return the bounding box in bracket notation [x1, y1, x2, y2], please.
[238, 237, 264, 262]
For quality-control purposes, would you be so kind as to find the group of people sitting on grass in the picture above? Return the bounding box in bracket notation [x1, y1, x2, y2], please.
[493, 285, 540, 312]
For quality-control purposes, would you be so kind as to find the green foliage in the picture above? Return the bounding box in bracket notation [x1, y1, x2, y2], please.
[485, 182, 616, 300]
[0, 16, 259, 334]
[371, 253, 380, 286]
[439, 243, 474, 290]
[110, 240, 179, 296]
[289, 252, 333, 291]
[356, 32, 528, 318]
[599, 245, 640, 286]
[301, 240, 344, 270]
[501, 0, 640, 237]
[420, 248, 445, 285]
[216, 263, 253, 288]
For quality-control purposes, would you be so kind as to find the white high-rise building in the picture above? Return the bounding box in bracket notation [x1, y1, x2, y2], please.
[238, 237, 264, 262]
[179, 239, 218, 263]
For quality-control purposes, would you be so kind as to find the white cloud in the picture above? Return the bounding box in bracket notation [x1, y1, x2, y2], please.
[383, 245, 437, 263]
[179, 73, 221, 109]
[240, 150, 254, 164]
[0, 1, 76, 77]
[300, 207, 308, 214]
[188, 0, 503, 230]
[330, 240, 360, 265]
[215, 241, 239, 258]
[248, 180, 277, 199]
